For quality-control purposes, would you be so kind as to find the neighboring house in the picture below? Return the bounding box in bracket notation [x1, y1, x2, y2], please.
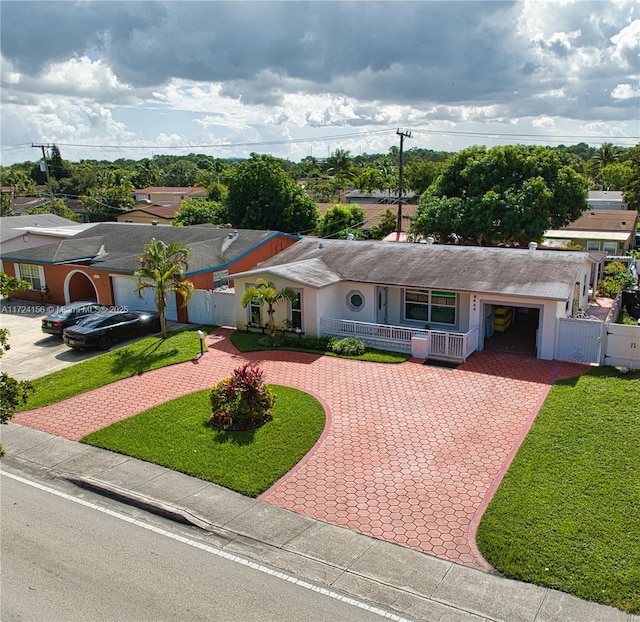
[232, 238, 597, 362]
[116, 204, 180, 225]
[1, 188, 85, 219]
[1, 223, 299, 323]
[0, 214, 95, 270]
[544, 209, 639, 255]
[588, 190, 627, 210]
[2, 196, 51, 215]
[134, 186, 207, 205]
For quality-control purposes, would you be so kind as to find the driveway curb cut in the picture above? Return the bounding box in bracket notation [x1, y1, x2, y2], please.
[67, 475, 214, 531]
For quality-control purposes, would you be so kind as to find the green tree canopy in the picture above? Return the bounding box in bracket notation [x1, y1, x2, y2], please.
[26, 197, 81, 222]
[84, 169, 135, 221]
[0, 168, 36, 196]
[132, 158, 161, 189]
[0, 273, 34, 454]
[134, 239, 195, 338]
[173, 198, 227, 226]
[317, 204, 365, 238]
[621, 144, 640, 210]
[160, 160, 200, 187]
[224, 154, 319, 233]
[597, 162, 634, 192]
[368, 209, 401, 240]
[411, 145, 588, 245]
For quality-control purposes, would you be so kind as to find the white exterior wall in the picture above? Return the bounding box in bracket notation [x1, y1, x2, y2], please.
[336, 282, 377, 323]
[232, 276, 319, 333]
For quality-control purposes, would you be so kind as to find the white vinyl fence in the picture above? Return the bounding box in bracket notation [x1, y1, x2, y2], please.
[555, 290, 640, 369]
[188, 289, 236, 327]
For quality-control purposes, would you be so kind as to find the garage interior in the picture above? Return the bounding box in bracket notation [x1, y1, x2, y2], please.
[484, 305, 539, 356]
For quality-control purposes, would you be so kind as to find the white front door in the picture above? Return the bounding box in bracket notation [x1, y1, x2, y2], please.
[376, 286, 387, 324]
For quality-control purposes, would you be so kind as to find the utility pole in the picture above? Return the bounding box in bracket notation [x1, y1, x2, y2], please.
[31, 143, 55, 207]
[396, 129, 412, 235]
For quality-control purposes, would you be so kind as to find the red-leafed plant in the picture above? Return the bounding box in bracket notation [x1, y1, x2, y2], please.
[209, 363, 275, 430]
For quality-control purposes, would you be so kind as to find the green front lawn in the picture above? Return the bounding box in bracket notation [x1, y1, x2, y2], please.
[82, 385, 325, 497]
[21, 327, 213, 411]
[476, 366, 640, 614]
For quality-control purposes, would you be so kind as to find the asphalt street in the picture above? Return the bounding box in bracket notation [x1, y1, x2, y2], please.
[1, 472, 395, 622]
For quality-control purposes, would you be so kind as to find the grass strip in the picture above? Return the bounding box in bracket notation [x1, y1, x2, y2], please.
[230, 330, 410, 363]
[81, 385, 325, 497]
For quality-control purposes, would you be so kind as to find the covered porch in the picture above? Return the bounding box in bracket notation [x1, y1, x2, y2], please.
[320, 317, 480, 362]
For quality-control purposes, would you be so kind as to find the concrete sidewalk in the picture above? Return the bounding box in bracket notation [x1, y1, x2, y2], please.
[2, 423, 635, 622]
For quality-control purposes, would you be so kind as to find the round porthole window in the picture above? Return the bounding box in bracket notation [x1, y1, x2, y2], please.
[346, 290, 364, 311]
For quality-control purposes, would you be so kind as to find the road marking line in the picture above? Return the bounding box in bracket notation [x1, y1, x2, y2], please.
[1, 469, 413, 622]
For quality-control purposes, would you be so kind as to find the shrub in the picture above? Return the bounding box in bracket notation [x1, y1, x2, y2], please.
[598, 261, 635, 297]
[258, 334, 285, 348]
[330, 337, 366, 356]
[209, 363, 275, 430]
[296, 335, 333, 351]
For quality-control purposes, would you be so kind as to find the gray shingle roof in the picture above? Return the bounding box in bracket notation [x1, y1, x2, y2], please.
[0, 222, 298, 275]
[236, 238, 593, 301]
[1, 214, 82, 242]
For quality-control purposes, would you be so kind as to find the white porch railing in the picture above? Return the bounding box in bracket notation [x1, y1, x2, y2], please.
[320, 318, 480, 362]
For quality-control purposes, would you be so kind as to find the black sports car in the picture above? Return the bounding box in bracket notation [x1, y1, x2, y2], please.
[62, 310, 161, 350]
[42, 301, 106, 336]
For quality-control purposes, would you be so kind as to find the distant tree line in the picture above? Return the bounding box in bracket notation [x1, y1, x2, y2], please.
[1, 141, 638, 245]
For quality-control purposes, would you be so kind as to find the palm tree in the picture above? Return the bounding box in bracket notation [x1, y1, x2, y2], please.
[240, 278, 297, 336]
[592, 143, 621, 168]
[134, 239, 195, 338]
[589, 143, 624, 190]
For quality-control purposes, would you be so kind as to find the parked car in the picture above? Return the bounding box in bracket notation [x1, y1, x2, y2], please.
[62, 311, 161, 351]
[42, 301, 106, 336]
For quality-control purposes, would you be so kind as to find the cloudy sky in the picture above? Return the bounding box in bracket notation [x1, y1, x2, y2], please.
[1, 0, 638, 166]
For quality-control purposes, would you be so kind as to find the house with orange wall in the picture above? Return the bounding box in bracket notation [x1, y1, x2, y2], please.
[1, 222, 299, 323]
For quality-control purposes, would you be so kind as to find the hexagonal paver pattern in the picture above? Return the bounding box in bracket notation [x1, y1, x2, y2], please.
[14, 328, 588, 568]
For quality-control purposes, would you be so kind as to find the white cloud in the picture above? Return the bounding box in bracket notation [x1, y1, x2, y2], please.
[532, 116, 556, 129]
[610, 19, 640, 67]
[611, 83, 640, 99]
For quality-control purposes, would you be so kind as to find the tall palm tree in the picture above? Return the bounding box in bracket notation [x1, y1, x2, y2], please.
[134, 239, 195, 338]
[592, 142, 621, 168]
[240, 278, 297, 336]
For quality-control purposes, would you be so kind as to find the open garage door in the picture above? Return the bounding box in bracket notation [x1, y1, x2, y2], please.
[484, 305, 539, 356]
[111, 275, 178, 321]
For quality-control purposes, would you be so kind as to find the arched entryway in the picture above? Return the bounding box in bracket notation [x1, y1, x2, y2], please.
[65, 270, 98, 303]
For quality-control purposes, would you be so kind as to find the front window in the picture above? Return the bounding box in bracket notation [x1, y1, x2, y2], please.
[290, 291, 302, 330]
[603, 242, 617, 255]
[586, 241, 600, 251]
[404, 289, 456, 325]
[17, 264, 44, 290]
[346, 289, 365, 312]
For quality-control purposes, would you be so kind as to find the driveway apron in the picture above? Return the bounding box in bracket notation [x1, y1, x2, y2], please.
[14, 328, 588, 569]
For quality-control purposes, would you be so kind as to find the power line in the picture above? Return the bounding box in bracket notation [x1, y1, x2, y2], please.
[1, 127, 638, 156]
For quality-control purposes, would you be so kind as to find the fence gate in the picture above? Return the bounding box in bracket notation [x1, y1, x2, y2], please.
[555, 317, 605, 364]
[604, 323, 640, 369]
[188, 289, 236, 327]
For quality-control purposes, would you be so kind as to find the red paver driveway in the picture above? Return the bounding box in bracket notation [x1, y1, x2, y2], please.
[14, 328, 588, 568]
